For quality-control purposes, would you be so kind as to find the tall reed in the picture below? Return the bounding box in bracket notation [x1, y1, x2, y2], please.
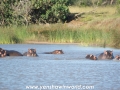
[42, 28, 112, 46]
[0, 26, 32, 44]
[0, 25, 119, 48]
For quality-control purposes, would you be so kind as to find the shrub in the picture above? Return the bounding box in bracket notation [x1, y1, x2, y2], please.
[116, 0, 120, 14]
[30, 0, 69, 24]
[0, 0, 15, 26]
[0, 0, 70, 26]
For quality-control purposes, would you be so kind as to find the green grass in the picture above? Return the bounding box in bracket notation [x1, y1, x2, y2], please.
[0, 26, 34, 44]
[46, 28, 112, 46]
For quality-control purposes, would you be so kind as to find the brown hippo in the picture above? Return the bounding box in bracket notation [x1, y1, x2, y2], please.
[6, 50, 23, 56]
[114, 55, 120, 60]
[44, 50, 64, 54]
[0, 49, 6, 57]
[86, 54, 97, 60]
[23, 49, 38, 57]
[98, 50, 114, 60]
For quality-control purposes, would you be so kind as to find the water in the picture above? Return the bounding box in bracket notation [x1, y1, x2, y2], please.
[0, 44, 120, 90]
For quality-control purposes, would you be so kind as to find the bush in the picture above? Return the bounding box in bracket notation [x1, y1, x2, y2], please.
[0, 0, 15, 26]
[30, 0, 69, 24]
[116, 0, 120, 14]
[0, 0, 70, 26]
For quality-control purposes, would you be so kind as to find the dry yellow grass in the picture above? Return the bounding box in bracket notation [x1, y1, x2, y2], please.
[69, 6, 117, 15]
[68, 6, 120, 30]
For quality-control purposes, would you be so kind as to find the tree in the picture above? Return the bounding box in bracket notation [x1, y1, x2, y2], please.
[0, 0, 15, 26]
[116, 0, 120, 14]
[30, 0, 69, 24]
[0, 0, 70, 26]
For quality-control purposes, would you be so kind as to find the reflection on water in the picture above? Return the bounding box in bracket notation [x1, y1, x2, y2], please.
[0, 44, 120, 90]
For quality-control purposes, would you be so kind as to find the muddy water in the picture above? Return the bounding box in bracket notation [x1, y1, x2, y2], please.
[0, 44, 120, 90]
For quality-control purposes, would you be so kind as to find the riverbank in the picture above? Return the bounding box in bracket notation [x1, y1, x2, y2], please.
[0, 6, 120, 48]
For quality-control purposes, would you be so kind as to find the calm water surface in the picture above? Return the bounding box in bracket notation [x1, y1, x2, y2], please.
[0, 44, 120, 90]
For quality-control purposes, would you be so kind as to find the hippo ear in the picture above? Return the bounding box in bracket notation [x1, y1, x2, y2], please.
[90, 54, 92, 57]
[34, 49, 36, 52]
[28, 49, 32, 53]
[110, 50, 113, 55]
[104, 51, 107, 55]
[116, 55, 119, 58]
[94, 56, 97, 60]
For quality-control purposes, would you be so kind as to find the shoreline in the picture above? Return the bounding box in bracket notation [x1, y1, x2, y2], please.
[25, 41, 105, 48]
[25, 41, 81, 45]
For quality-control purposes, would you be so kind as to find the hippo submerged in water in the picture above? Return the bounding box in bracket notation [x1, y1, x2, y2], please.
[44, 50, 64, 54]
[86, 50, 114, 60]
[114, 55, 120, 60]
[98, 50, 114, 60]
[86, 54, 97, 60]
[0, 48, 22, 57]
[0, 48, 38, 57]
[23, 49, 38, 57]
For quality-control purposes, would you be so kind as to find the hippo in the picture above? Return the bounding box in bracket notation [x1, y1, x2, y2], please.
[0, 48, 6, 57]
[23, 49, 38, 57]
[44, 50, 64, 54]
[114, 55, 120, 60]
[98, 50, 114, 60]
[6, 50, 23, 56]
[86, 54, 97, 60]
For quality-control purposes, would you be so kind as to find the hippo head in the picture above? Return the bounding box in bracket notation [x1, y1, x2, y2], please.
[104, 50, 113, 59]
[0, 49, 6, 57]
[90, 55, 97, 60]
[86, 54, 91, 59]
[114, 55, 120, 60]
[86, 54, 97, 60]
[52, 50, 64, 54]
[27, 49, 37, 57]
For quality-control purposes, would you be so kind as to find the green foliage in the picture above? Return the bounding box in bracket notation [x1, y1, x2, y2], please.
[0, 0, 69, 26]
[30, 0, 69, 24]
[116, 0, 120, 14]
[0, 0, 15, 26]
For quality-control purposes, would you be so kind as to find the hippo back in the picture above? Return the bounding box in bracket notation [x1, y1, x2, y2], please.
[6, 50, 23, 56]
[52, 50, 64, 54]
[44, 50, 64, 54]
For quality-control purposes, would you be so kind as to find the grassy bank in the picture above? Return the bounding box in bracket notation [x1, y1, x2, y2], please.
[0, 24, 120, 48]
[0, 6, 120, 48]
[0, 26, 35, 44]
